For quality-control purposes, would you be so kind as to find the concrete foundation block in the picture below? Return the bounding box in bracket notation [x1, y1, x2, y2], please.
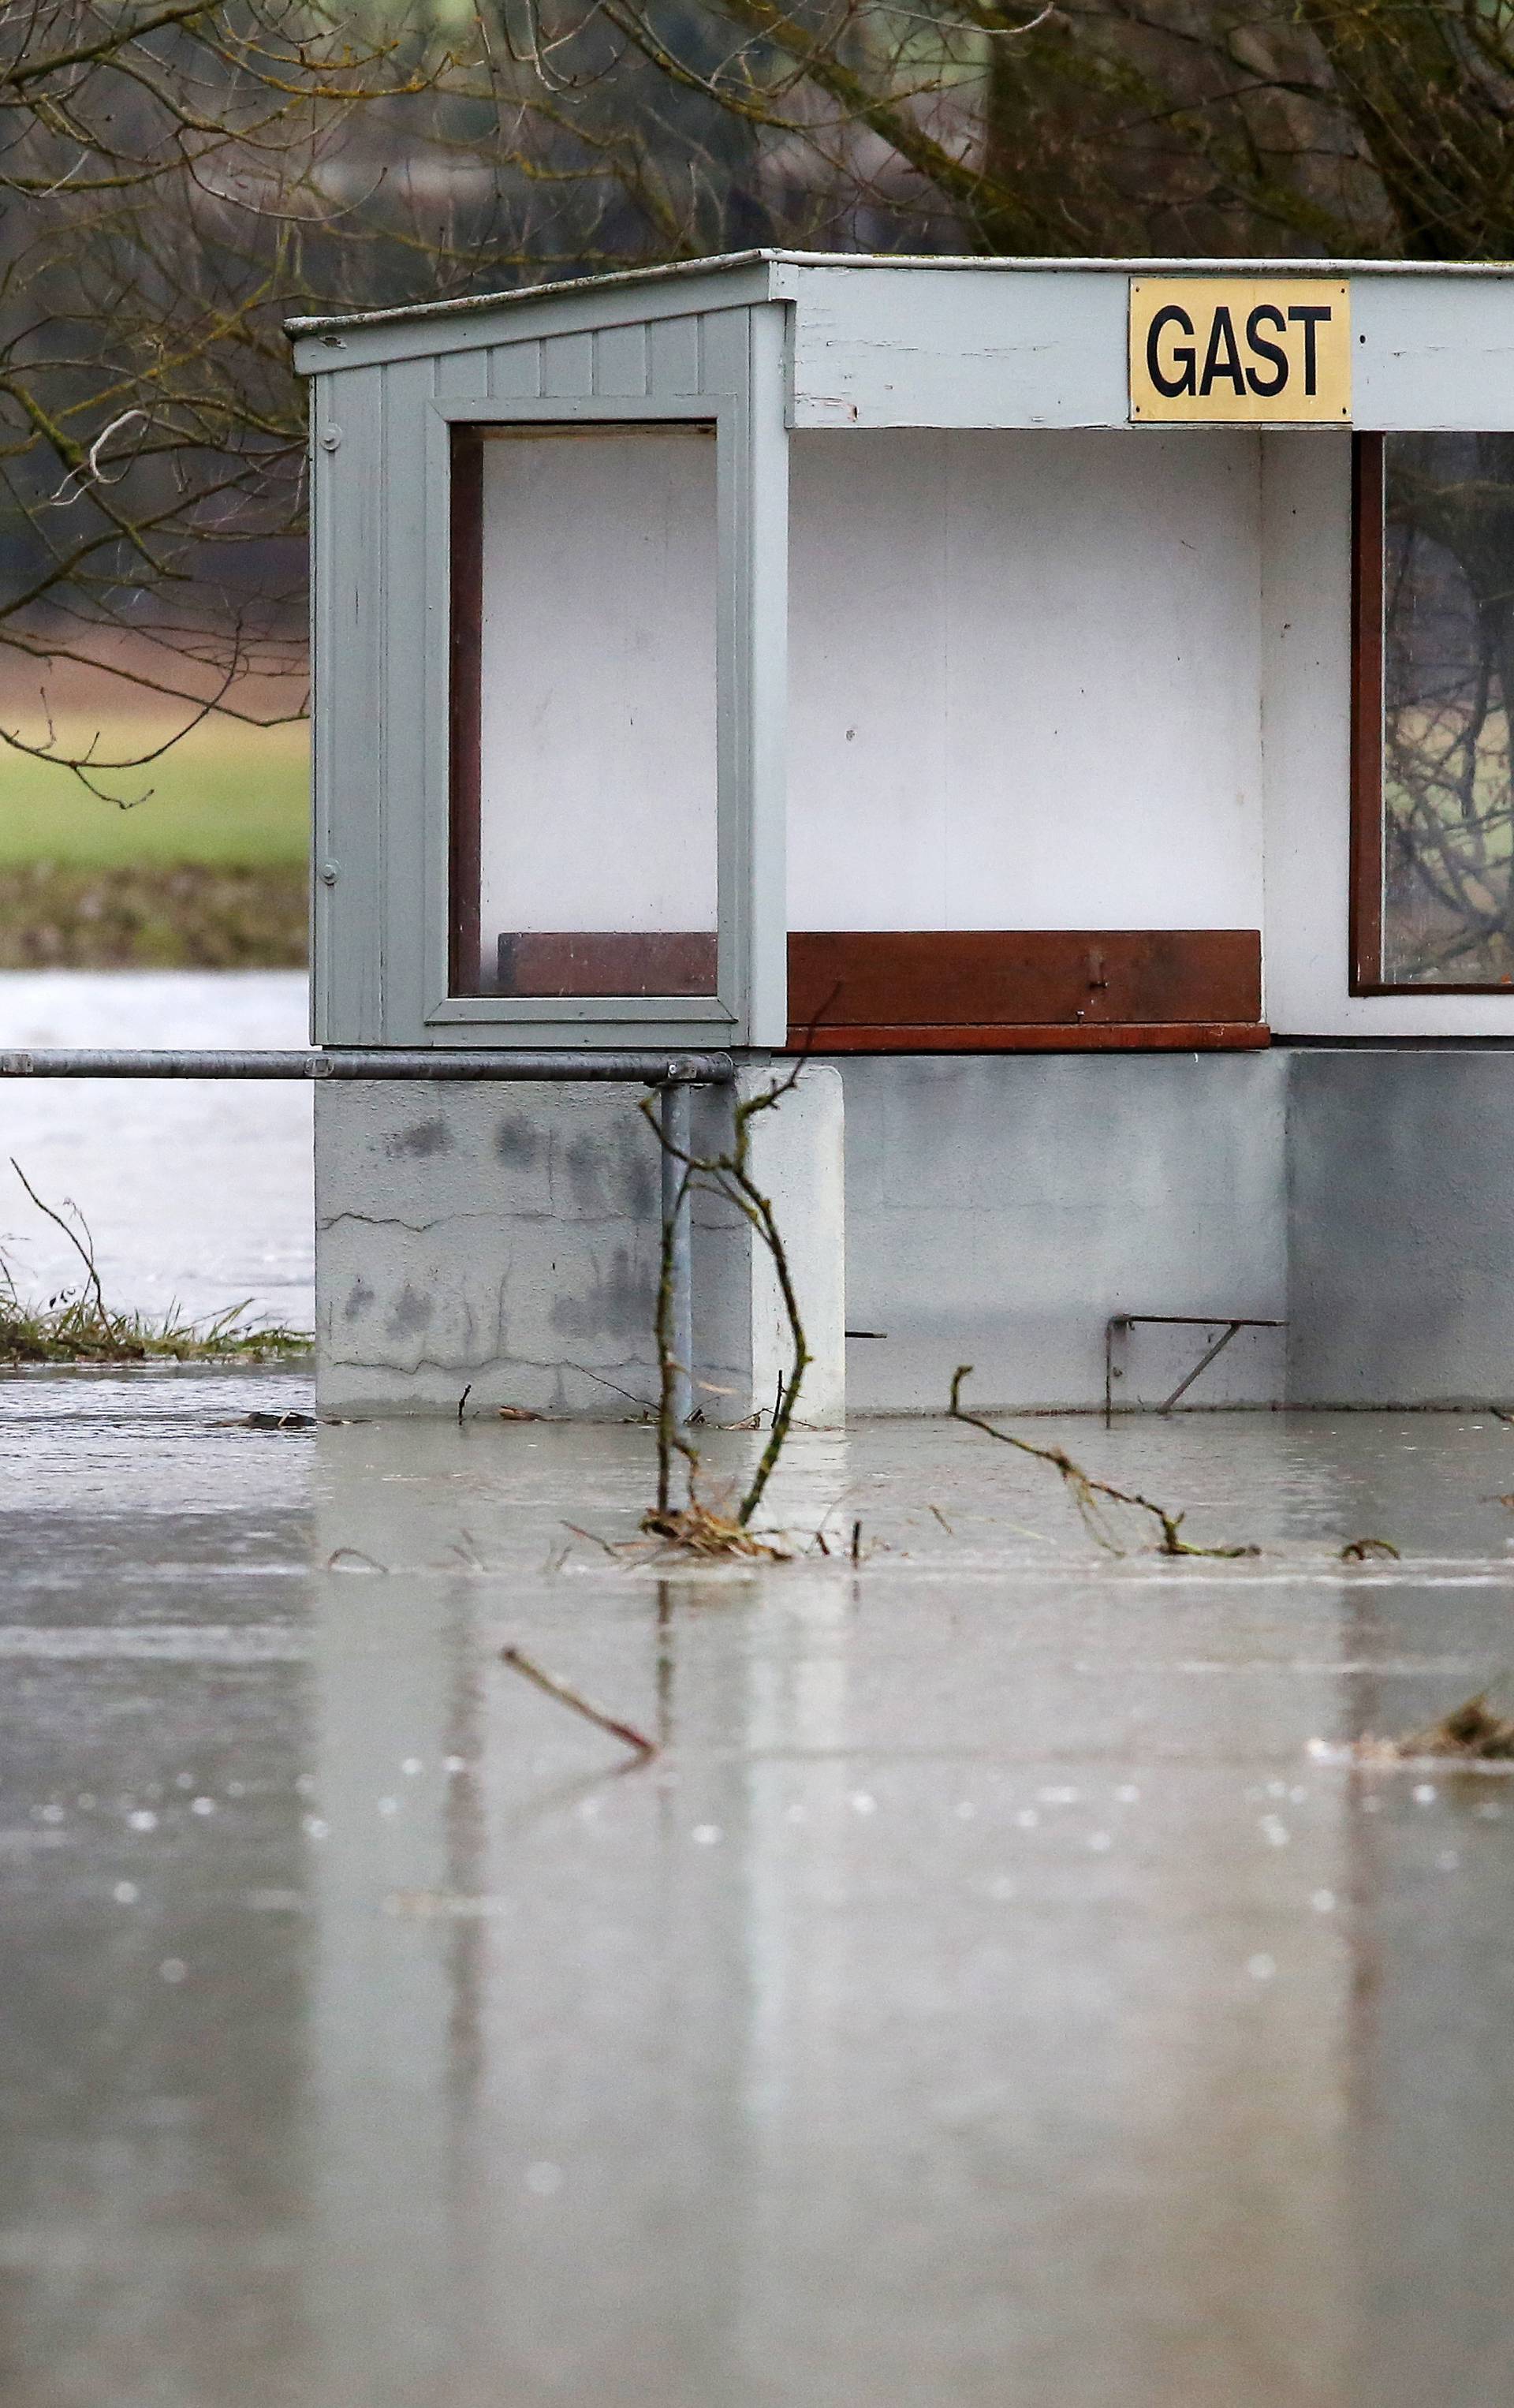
[315, 1045, 1514, 1419]
[315, 1070, 846, 1421]
[1287, 1049, 1514, 1407]
[835, 1052, 1289, 1413]
[740, 1064, 846, 1430]
[314, 1081, 663, 1417]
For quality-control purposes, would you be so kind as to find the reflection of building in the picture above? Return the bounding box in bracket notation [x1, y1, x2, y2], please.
[291, 256, 1514, 1416]
[1379, 432, 1514, 985]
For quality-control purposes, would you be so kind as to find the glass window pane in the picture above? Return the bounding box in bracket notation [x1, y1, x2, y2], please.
[1382, 431, 1514, 987]
[451, 424, 718, 999]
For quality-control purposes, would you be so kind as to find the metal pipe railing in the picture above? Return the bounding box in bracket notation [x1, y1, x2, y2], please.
[658, 1078, 694, 1430]
[0, 1046, 729, 1424]
[0, 1047, 734, 1084]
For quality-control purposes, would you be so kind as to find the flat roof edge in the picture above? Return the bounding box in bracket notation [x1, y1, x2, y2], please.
[285, 248, 1514, 342]
[285, 250, 781, 338]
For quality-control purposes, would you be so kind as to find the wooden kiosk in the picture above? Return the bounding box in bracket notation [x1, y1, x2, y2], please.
[292, 255, 1514, 1416]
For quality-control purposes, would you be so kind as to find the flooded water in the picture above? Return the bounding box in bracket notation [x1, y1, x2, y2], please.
[0, 971, 311, 1333]
[2, 1391, 1512, 2407]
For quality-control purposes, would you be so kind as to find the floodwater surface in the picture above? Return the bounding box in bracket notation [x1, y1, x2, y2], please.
[0, 970, 312, 1331]
[2, 1384, 1512, 2406]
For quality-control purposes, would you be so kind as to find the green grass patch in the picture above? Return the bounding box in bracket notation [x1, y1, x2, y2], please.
[0, 1160, 310, 1365]
[0, 718, 308, 867]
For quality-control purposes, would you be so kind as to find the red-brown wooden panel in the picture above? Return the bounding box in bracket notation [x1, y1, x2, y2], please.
[785, 930, 1262, 1048]
[803, 1022, 1270, 1053]
[496, 931, 719, 998]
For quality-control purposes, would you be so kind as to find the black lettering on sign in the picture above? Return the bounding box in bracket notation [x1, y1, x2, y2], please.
[1199, 305, 1246, 398]
[1288, 304, 1330, 396]
[1146, 304, 1196, 398]
[1244, 304, 1288, 397]
[1130, 278, 1349, 420]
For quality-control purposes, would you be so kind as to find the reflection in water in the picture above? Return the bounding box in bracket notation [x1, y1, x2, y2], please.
[1384, 432, 1514, 986]
[303, 1420, 1371, 2408]
[6, 1410, 1514, 2406]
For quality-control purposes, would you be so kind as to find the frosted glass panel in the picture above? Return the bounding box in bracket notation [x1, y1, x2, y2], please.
[466, 424, 718, 997]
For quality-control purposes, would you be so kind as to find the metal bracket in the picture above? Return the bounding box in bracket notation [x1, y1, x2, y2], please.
[1104, 1315, 1287, 1424]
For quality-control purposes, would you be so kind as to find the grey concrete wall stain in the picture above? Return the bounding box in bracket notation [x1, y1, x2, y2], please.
[385, 1117, 453, 1159]
[547, 1245, 655, 1343]
[554, 1127, 658, 1222]
[493, 1115, 544, 1170]
[385, 1282, 436, 1341]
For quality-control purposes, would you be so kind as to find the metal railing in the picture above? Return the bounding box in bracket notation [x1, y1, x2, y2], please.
[0, 1047, 734, 1421]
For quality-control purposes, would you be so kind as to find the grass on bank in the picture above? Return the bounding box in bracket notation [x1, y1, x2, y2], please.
[0, 719, 309, 966]
[0, 861, 308, 968]
[0, 1161, 309, 1365]
[0, 717, 308, 866]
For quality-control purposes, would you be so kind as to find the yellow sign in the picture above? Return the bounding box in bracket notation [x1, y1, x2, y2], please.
[1129, 278, 1350, 424]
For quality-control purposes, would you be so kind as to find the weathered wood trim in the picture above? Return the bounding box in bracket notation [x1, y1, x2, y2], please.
[447, 424, 483, 997]
[785, 928, 1262, 1042]
[798, 1023, 1271, 1053]
[495, 932, 718, 997]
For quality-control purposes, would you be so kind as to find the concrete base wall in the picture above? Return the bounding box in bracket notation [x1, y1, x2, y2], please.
[314, 1068, 845, 1421]
[837, 1052, 1289, 1414]
[1287, 1049, 1514, 1407]
[313, 1046, 1514, 1417]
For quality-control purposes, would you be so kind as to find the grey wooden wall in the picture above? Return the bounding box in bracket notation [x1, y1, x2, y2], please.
[301, 263, 786, 1048]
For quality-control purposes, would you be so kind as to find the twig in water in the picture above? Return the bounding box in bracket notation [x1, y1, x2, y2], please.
[11, 1157, 106, 1320]
[640, 1499, 789, 1561]
[568, 1362, 657, 1412]
[640, 1022, 831, 1553]
[500, 1645, 658, 1758]
[457, 1383, 472, 1426]
[1340, 1536, 1400, 1561]
[1393, 1689, 1514, 1760]
[561, 1520, 624, 1560]
[850, 1518, 863, 1564]
[1329, 1685, 1514, 1764]
[948, 1366, 1259, 1559]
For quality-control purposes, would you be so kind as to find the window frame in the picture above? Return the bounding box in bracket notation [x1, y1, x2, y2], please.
[443, 404, 738, 1030]
[1348, 430, 1387, 994]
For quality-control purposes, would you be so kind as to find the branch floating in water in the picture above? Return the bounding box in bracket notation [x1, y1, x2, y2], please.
[948, 1365, 1259, 1559]
[500, 1645, 658, 1758]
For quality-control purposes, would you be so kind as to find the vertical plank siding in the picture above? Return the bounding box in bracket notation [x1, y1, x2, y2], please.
[541, 330, 594, 398]
[312, 362, 386, 1042]
[648, 313, 701, 398]
[591, 322, 648, 397]
[488, 339, 542, 401]
[314, 302, 768, 1044]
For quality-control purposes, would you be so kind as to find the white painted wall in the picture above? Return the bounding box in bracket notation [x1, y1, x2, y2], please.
[478, 426, 718, 937]
[1259, 431, 1514, 1035]
[787, 427, 1265, 931]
